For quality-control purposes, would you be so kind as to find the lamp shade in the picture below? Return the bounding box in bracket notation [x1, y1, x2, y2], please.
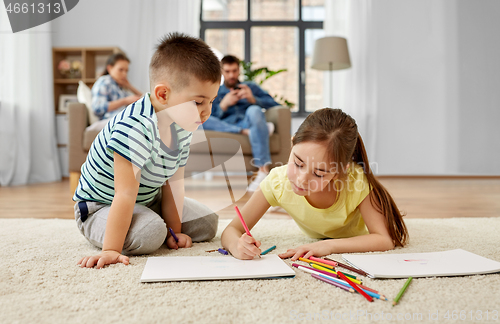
[311, 36, 351, 71]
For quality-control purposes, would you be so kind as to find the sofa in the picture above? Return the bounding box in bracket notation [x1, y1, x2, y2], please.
[68, 103, 292, 193]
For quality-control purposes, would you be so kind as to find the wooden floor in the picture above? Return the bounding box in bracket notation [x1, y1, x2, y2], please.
[0, 176, 499, 219]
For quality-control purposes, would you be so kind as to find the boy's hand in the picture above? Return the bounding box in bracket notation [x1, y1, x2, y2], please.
[278, 241, 331, 261]
[234, 233, 261, 260]
[77, 250, 129, 269]
[166, 233, 192, 250]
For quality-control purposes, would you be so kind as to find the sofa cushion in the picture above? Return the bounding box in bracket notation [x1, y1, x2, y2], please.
[83, 128, 101, 151]
[82, 119, 111, 151]
[77, 81, 100, 125]
[83, 128, 282, 154]
[190, 130, 281, 155]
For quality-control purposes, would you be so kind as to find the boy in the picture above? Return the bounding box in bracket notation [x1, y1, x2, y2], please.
[74, 33, 221, 269]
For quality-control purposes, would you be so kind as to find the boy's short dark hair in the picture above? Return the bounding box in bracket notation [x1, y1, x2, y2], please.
[221, 55, 240, 66]
[149, 33, 221, 91]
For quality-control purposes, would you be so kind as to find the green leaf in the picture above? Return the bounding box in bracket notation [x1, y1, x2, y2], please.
[240, 62, 293, 108]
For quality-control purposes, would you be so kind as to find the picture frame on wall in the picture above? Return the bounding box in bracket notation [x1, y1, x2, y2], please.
[58, 94, 78, 113]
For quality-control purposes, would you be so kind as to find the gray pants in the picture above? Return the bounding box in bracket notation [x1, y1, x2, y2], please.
[74, 193, 218, 255]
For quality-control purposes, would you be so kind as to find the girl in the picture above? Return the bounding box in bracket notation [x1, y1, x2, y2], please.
[221, 108, 408, 260]
[91, 53, 143, 120]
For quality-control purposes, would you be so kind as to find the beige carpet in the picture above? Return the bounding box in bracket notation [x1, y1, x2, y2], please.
[1, 217, 499, 324]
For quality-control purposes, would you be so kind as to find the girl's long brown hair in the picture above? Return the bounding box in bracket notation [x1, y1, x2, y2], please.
[293, 108, 408, 246]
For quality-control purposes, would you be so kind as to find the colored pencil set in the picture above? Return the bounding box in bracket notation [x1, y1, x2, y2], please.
[294, 257, 385, 302]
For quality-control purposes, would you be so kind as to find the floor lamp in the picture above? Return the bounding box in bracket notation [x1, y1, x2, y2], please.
[311, 36, 352, 108]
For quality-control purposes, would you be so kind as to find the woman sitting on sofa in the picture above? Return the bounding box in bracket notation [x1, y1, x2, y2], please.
[91, 53, 142, 120]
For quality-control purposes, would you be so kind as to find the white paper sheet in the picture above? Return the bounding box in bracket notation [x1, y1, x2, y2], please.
[140, 254, 296, 282]
[342, 249, 500, 279]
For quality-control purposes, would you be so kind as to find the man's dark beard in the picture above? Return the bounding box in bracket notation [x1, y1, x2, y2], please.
[224, 79, 239, 89]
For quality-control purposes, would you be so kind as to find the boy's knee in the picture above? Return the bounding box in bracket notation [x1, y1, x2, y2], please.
[123, 218, 167, 255]
[182, 212, 219, 242]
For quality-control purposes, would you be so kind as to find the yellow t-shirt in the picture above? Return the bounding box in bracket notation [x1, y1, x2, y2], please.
[260, 164, 371, 239]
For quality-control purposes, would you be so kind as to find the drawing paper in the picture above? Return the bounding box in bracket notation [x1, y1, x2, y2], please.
[342, 249, 500, 279]
[140, 254, 295, 282]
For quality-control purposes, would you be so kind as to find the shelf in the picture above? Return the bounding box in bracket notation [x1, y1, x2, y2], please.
[53, 46, 121, 113]
[54, 78, 97, 84]
[54, 79, 80, 84]
[53, 46, 122, 177]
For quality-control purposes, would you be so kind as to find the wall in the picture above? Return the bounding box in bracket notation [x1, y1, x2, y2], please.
[372, 0, 499, 175]
[51, 0, 200, 92]
[51, 0, 500, 175]
[373, 1, 455, 174]
[456, 0, 500, 174]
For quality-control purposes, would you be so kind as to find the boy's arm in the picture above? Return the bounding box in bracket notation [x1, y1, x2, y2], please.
[102, 152, 141, 252]
[78, 152, 140, 268]
[161, 166, 192, 248]
[161, 167, 184, 233]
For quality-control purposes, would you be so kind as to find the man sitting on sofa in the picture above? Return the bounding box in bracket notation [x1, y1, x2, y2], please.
[202, 55, 279, 192]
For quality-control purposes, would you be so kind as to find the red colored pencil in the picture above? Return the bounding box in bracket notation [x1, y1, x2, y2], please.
[337, 271, 373, 302]
[292, 263, 379, 294]
[234, 205, 260, 258]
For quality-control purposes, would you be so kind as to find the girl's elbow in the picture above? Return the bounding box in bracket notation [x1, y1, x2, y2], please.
[372, 236, 394, 251]
[382, 238, 395, 251]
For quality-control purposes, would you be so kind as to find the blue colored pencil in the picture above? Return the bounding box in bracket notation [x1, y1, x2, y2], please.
[218, 248, 228, 255]
[168, 227, 179, 243]
[260, 245, 277, 255]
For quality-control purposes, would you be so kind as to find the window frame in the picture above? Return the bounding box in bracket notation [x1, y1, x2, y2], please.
[200, 0, 323, 116]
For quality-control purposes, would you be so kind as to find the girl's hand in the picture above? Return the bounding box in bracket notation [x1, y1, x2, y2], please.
[77, 250, 129, 269]
[234, 233, 261, 260]
[166, 233, 192, 250]
[278, 241, 332, 261]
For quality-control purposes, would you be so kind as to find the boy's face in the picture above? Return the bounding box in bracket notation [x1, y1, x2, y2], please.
[153, 76, 219, 132]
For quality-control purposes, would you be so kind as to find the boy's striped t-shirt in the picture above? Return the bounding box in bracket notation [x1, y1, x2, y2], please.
[73, 93, 193, 205]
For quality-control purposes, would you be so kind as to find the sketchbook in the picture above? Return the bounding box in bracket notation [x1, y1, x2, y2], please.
[140, 254, 295, 283]
[342, 249, 500, 279]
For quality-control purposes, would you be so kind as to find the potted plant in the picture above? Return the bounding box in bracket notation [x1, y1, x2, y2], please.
[240, 61, 295, 109]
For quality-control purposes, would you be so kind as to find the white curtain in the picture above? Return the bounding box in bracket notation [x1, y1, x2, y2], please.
[123, 0, 202, 92]
[0, 9, 61, 185]
[324, 0, 378, 162]
[0, 0, 202, 186]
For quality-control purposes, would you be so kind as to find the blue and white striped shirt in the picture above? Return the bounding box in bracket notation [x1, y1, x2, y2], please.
[73, 93, 192, 205]
[91, 74, 129, 120]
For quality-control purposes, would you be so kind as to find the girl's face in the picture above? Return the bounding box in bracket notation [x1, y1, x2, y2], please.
[286, 142, 339, 196]
[107, 60, 129, 85]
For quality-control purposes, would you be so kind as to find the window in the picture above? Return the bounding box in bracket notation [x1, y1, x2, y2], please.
[201, 0, 324, 115]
